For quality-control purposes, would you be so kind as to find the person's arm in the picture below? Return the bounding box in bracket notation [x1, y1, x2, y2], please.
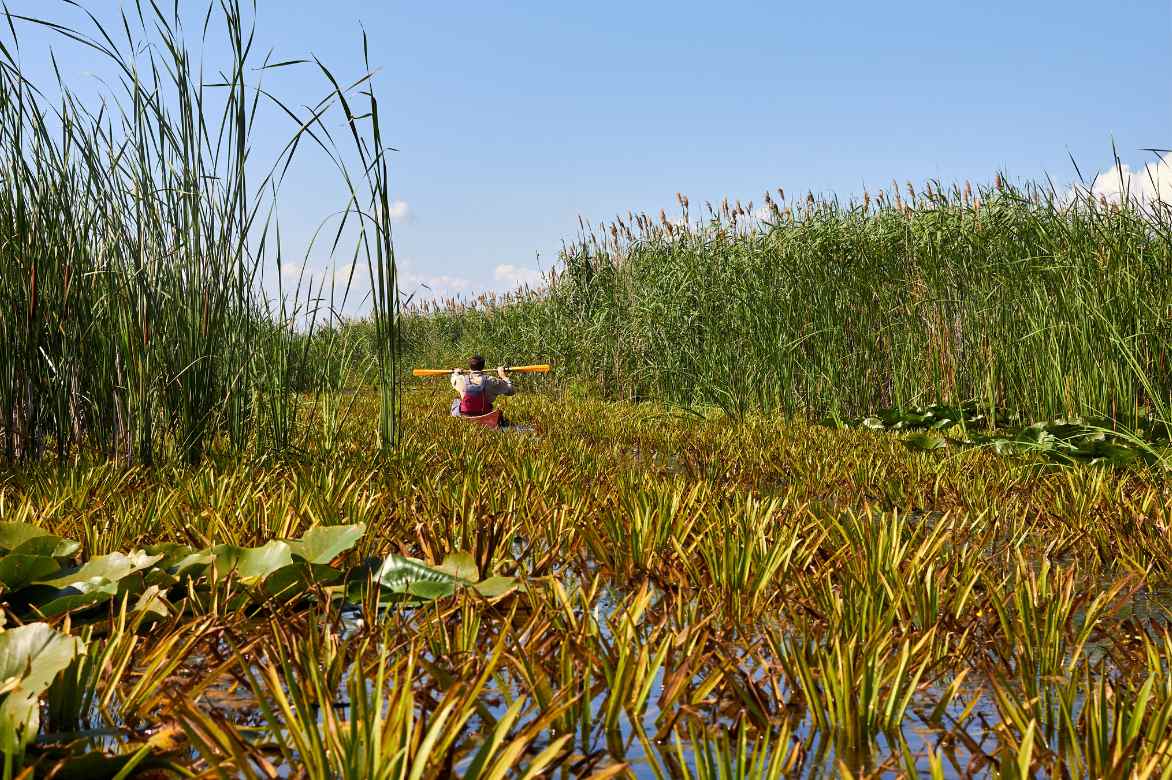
[494, 367, 515, 396]
[451, 370, 464, 392]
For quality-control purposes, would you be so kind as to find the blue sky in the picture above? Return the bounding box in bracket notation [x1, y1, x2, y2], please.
[7, 1, 1171, 308]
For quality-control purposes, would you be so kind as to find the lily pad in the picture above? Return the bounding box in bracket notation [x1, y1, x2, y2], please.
[10, 535, 79, 559]
[32, 551, 162, 591]
[0, 523, 60, 553]
[0, 623, 85, 754]
[287, 523, 365, 565]
[258, 562, 343, 603]
[438, 551, 479, 582]
[0, 555, 62, 592]
[200, 541, 294, 584]
[902, 433, 947, 452]
[472, 576, 522, 599]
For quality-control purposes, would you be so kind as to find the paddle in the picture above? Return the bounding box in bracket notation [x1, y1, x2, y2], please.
[412, 364, 551, 378]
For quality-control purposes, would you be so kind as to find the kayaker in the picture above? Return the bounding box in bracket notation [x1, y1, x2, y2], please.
[450, 355, 515, 419]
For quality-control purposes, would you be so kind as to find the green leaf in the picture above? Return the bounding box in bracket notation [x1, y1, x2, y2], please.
[0, 623, 84, 694]
[0, 523, 57, 553]
[0, 623, 85, 754]
[287, 523, 365, 565]
[32, 551, 162, 591]
[406, 580, 458, 600]
[10, 535, 79, 559]
[144, 542, 198, 569]
[0, 555, 62, 592]
[902, 433, 947, 452]
[471, 576, 521, 599]
[132, 585, 172, 621]
[374, 554, 462, 590]
[30, 581, 124, 619]
[438, 551, 479, 582]
[202, 541, 294, 584]
[258, 562, 342, 603]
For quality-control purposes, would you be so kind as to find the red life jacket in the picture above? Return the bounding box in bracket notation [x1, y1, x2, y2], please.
[459, 377, 491, 415]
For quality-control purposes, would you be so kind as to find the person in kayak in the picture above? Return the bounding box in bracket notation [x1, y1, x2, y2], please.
[450, 355, 515, 419]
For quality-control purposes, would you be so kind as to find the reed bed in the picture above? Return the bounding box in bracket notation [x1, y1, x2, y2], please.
[0, 1, 399, 466]
[403, 180, 1172, 424]
[2, 387, 1171, 777]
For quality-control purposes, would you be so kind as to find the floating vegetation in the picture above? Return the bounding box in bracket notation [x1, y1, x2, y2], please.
[822, 404, 1172, 468]
[0, 389, 1170, 777]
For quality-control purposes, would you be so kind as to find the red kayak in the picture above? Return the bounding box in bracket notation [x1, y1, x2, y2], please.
[458, 409, 503, 429]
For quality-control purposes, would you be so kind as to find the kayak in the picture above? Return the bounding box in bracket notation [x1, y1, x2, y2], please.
[457, 409, 503, 429]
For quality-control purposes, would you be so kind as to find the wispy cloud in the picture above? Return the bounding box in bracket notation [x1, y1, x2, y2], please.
[396, 257, 472, 303]
[493, 263, 542, 290]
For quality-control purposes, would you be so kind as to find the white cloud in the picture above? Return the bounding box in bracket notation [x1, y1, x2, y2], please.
[395, 257, 473, 304]
[493, 263, 542, 289]
[388, 199, 410, 222]
[409, 273, 472, 300]
[1080, 153, 1172, 206]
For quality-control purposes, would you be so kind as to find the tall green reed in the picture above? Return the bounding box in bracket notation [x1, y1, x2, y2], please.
[403, 175, 1172, 423]
[0, 1, 399, 464]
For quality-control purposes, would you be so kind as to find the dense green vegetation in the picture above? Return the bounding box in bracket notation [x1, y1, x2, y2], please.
[5, 5, 1172, 779]
[2, 388, 1172, 777]
[403, 183, 1172, 423]
[0, 2, 400, 467]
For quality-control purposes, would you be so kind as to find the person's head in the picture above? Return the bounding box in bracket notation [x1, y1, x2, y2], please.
[468, 354, 485, 371]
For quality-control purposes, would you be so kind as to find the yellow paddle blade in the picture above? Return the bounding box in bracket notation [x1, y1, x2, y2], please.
[411, 368, 455, 377]
[505, 364, 551, 373]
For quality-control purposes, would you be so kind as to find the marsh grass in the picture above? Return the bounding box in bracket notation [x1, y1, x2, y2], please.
[0, 388, 1170, 777]
[0, 1, 399, 466]
[403, 173, 1172, 428]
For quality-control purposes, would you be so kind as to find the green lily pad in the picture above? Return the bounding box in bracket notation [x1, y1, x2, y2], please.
[374, 553, 464, 590]
[406, 580, 458, 600]
[0, 555, 62, 592]
[258, 562, 342, 603]
[32, 551, 162, 591]
[10, 535, 79, 559]
[199, 541, 293, 584]
[132, 585, 173, 621]
[902, 433, 947, 452]
[287, 523, 365, 565]
[0, 623, 85, 753]
[472, 576, 521, 599]
[0, 523, 59, 553]
[27, 580, 125, 619]
[438, 551, 479, 582]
